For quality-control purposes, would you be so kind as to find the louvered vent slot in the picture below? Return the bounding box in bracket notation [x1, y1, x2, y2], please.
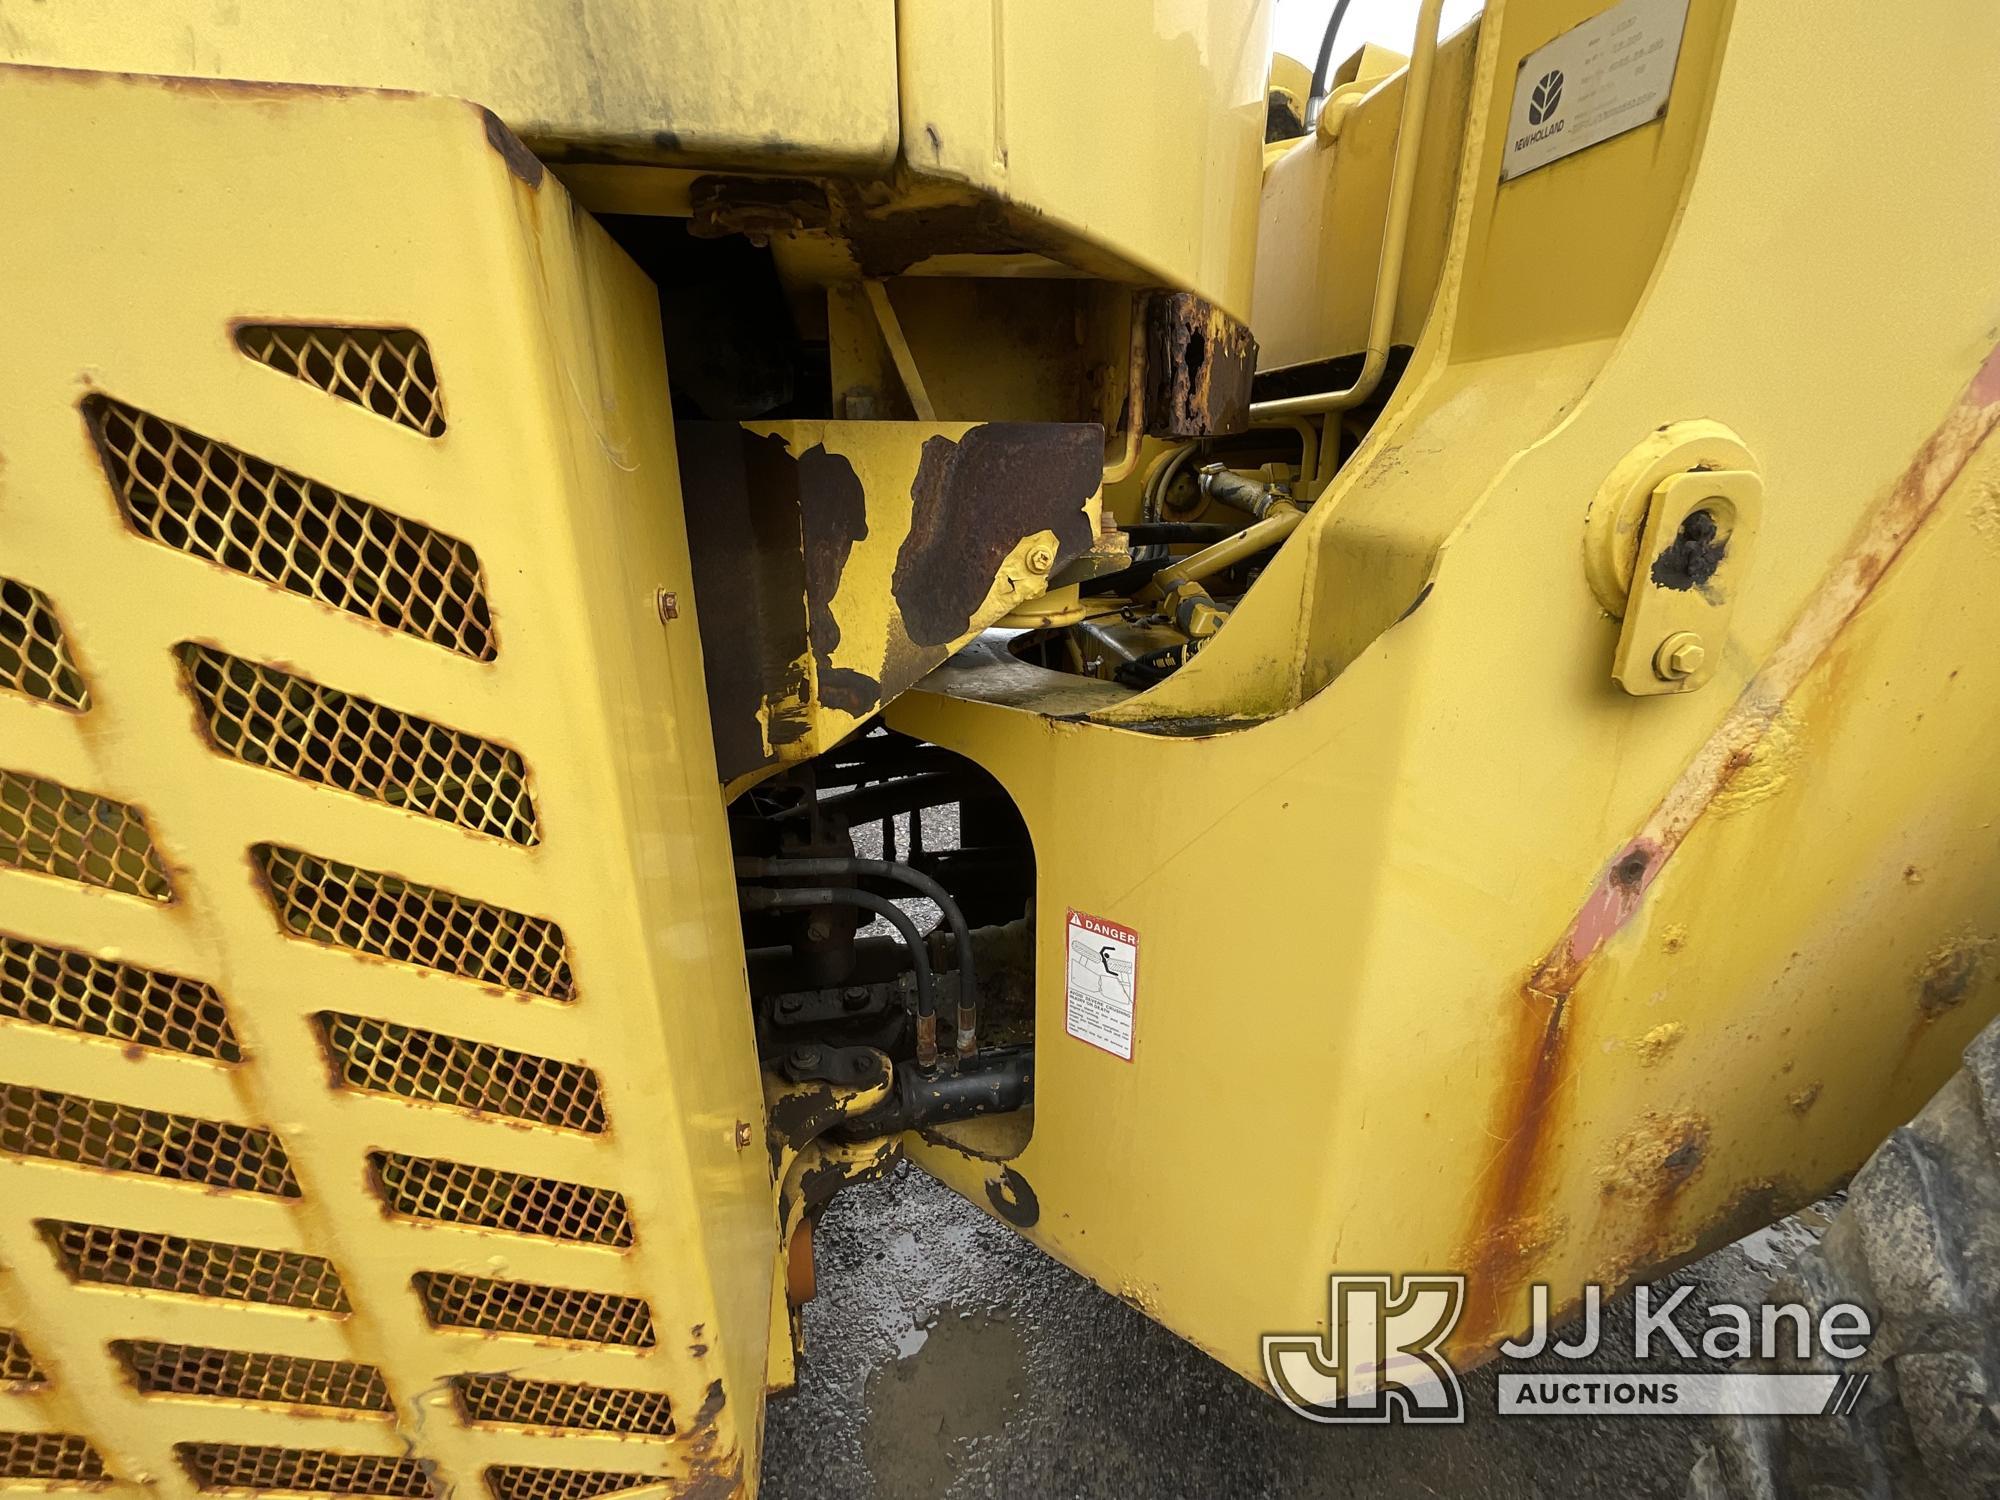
[257, 845, 571, 997]
[177, 1444, 432, 1496]
[236, 325, 446, 437]
[43, 1222, 347, 1310]
[413, 1273, 654, 1347]
[85, 395, 493, 659]
[0, 934, 241, 1060]
[1, 1086, 296, 1193]
[485, 1470, 655, 1500]
[455, 1375, 671, 1435]
[0, 1331, 46, 1390]
[0, 1432, 107, 1482]
[181, 647, 538, 843]
[0, 576, 90, 710]
[316, 1015, 604, 1132]
[0, 769, 171, 900]
[118, 1341, 391, 1413]
[372, 1152, 632, 1245]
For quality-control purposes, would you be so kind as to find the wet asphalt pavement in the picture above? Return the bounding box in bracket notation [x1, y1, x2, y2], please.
[761, 1162, 1827, 1500]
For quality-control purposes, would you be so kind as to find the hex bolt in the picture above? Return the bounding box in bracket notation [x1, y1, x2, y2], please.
[805, 916, 833, 943]
[777, 994, 804, 1016]
[1654, 631, 1707, 681]
[789, 1046, 822, 1071]
[842, 986, 871, 1012]
[1024, 542, 1056, 575]
[733, 1120, 753, 1150]
[655, 588, 680, 622]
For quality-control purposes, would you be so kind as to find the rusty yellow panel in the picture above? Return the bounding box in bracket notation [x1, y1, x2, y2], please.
[0, 66, 767, 1496]
[893, 0, 2000, 1396]
[897, 0, 1271, 321]
[677, 420, 1104, 795]
[0, 2, 898, 172]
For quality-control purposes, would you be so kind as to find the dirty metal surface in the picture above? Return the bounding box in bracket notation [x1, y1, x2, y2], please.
[0, 2, 899, 172]
[678, 421, 1102, 794]
[1145, 292, 1259, 438]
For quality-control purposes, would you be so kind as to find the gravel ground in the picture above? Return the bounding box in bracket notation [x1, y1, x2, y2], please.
[762, 1163, 1828, 1500]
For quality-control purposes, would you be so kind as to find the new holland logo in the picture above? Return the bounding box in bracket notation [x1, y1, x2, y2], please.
[1514, 67, 1567, 152]
[1528, 68, 1565, 125]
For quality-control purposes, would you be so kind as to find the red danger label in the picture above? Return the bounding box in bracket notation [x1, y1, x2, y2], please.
[1065, 908, 1138, 1060]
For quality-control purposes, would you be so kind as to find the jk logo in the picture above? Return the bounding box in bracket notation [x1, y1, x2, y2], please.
[1263, 1275, 1467, 1423]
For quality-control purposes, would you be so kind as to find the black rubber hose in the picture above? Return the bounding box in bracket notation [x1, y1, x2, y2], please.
[1307, 0, 1359, 124]
[737, 885, 935, 1022]
[844, 1046, 1034, 1137]
[737, 855, 978, 1058]
[810, 769, 990, 826]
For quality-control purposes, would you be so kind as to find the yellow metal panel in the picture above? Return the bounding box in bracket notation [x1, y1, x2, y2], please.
[1250, 21, 1480, 372]
[894, 0, 2000, 1393]
[897, 0, 1271, 321]
[0, 67, 765, 1497]
[0, 2, 898, 171]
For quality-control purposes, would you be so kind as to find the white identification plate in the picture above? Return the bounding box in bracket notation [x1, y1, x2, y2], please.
[1065, 909, 1138, 1061]
[1499, 0, 1690, 182]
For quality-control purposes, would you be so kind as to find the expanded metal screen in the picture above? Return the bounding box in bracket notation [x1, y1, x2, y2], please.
[1, 69, 763, 1500]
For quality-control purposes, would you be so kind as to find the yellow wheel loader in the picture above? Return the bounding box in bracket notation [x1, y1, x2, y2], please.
[0, 0, 1996, 1495]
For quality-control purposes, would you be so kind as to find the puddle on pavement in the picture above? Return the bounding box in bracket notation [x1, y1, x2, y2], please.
[862, 1308, 1026, 1500]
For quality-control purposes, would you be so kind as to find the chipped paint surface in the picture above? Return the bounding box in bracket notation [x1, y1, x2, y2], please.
[1635, 1021, 1686, 1064]
[1457, 341, 2000, 1353]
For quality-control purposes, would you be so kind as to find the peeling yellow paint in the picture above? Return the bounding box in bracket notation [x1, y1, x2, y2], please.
[1709, 705, 1802, 817]
[1635, 1021, 1686, 1064]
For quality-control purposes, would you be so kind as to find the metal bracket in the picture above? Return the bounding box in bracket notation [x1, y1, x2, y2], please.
[1611, 468, 1762, 696]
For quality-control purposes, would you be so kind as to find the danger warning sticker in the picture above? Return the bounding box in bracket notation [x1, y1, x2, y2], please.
[1065, 908, 1138, 1061]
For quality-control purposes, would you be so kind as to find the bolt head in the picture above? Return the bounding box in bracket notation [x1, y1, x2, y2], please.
[1654, 631, 1707, 680]
[1024, 543, 1056, 575]
[655, 588, 680, 622]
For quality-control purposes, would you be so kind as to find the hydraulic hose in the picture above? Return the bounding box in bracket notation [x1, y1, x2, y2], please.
[1306, 0, 1358, 125]
[736, 855, 979, 1063]
[737, 884, 943, 1069]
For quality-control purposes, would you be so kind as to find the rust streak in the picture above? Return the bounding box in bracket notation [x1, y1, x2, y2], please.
[1456, 341, 2000, 1353]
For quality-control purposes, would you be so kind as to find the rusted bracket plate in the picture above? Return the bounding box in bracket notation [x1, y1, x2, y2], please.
[678, 419, 1104, 791]
[1145, 291, 1259, 438]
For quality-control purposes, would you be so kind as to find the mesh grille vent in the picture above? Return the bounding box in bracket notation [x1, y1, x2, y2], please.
[236, 325, 446, 438]
[372, 1152, 632, 1246]
[485, 1470, 655, 1500]
[118, 1341, 391, 1413]
[0, 576, 90, 711]
[257, 846, 571, 998]
[317, 1015, 605, 1132]
[178, 1444, 432, 1496]
[456, 1375, 671, 1435]
[85, 395, 494, 659]
[44, 1221, 348, 1310]
[0, 769, 172, 900]
[0, 1331, 46, 1389]
[0, 1432, 107, 1482]
[181, 646, 538, 844]
[413, 1273, 654, 1347]
[0, 934, 241, 1060]
[1, 1085, 297, 1193]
